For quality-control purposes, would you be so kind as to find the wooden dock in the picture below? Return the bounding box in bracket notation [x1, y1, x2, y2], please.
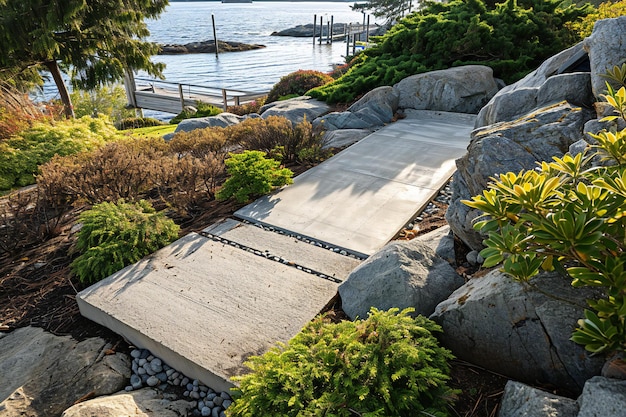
[124, 74, 268, 115]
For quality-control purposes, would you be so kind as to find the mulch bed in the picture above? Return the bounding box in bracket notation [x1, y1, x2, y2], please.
[0, 169, 507, 417]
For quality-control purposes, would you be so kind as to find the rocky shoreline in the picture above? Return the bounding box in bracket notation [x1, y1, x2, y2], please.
[158, 40, 265, 55]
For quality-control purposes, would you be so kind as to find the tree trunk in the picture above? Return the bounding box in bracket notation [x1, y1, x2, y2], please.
[44, 60, 75, 118]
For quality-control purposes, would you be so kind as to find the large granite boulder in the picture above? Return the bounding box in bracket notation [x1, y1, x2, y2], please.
[61, 388, 195, 417]
[577, 376, 626, 417]
[0, 327, 130, 417]
[394, 65, 499, 114]
[583, 16, 626, 103]
[339, 227, 463, 320]
[475, 44, 592, 127]
[316, 86, 399, 130]
[430, 270, 605, 393]
[322, 128, 373, 148]
[447, 101, 595, 251]
[173, 112, 256, 134]
[498, 381, 578, 417]
[260, 96, 330, 124]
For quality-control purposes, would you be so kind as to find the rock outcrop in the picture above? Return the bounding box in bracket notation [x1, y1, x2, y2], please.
[498, 381, 579, 417]
[430, 271, 605, 393]
[0, 327, 130, 417]
[339, 227, 463, 320]
[158, 40, 265, 54]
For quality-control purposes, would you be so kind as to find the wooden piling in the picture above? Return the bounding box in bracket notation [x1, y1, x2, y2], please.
[313, 14, 317, 45]
[212, 14, 219, 57]
[178, 84, 185, 110]
[319, 15, 323, 45]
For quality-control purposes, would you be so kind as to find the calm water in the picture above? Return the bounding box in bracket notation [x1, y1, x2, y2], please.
[143, 1, 375, 91]
[39, 2, 377, 103]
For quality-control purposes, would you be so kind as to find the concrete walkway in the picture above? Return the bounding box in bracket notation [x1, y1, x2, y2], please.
[77, 110, 475, 392]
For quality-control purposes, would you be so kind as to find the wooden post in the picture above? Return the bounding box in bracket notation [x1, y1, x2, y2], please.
[346, 24, 350, 56]
[313, 14, 317, 45]
[212, 14, 219, 57]
[366, 15, 370, 43]
[352, 33, 356, 55]
[319, 16, 323, 45]
[178, 84, 185, 110]
[222, 89, 228, 110]
[123, 68, 137, 109]
[326, 18, 330, 44]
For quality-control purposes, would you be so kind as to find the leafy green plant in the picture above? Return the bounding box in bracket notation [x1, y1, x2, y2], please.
[266, 70, 333, 103]
[71, 199, 179, 284]
[226, 96, 266, 116]
[71, 83, 135, 124]
[464, 72, 626, 355]
[309, 0, 590, 103]
[216, 150, 293, 203]
[227, 307, 456, 417]
[170, 102, 222, 124]
[566, 0, 626, 38]
[0, 116, 123, 190]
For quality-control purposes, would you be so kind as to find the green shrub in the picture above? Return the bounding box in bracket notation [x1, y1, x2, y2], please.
[70, 83, 134, 124]
[216, 150, 293, 203]
[266, 70, 333, 103]
[464, 70, 626, 355]
[0, 116, 123, 190]
[71, 199, 179, 284]
[567, 0, 626, 38]
[227, 308, 456, 417]
[116, 117, 165, 130]
[170, 102, 223, 124]
[309, 0, 590, 103]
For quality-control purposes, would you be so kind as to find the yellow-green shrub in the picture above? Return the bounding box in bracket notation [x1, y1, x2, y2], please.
[0, 116, 123, 190]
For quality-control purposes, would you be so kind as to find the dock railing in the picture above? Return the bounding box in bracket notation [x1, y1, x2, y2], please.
[131, 77, 268, 114]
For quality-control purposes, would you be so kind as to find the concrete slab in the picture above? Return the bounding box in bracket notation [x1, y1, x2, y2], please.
[203, 219, 361, 281]
[235, 111, 475, 256]
[77, 232, 339, 392]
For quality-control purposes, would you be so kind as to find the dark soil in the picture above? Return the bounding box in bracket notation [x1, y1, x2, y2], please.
[0, 171, 507, 417]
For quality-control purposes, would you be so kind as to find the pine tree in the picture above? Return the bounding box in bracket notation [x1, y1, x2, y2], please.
[0, 0, 167, 118]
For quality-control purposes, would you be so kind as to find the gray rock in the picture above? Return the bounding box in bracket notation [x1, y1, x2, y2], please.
[222, 399, 232, 409]
[156, 372, 168, 382]
[448, 101, 595, 251]
[150, 357, 162, 372]
[394, 65, 499, 114]
[260, 96, 330, 124]
[577, 376, 626, 417]
[536, 72, 592, 109]
[212, 406, 222, 417]
[339, 237, 464, 320]
[431, 270, 604, 393]
[583, 17, 626, 104]
[213, 395, 224, 406]
[61, 388, 195, 417]
[475, 43, 589, 127]
[498, 380, 578, 417]
[316, 110, 381, 130]
[174, 112, 253, 134]
[201, 406, 211, 416]
[0, 327, 130, 417]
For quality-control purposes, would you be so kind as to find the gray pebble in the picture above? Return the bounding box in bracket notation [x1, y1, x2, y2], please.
[206, 392, 217, 401]
[156, 372, 168, 382]
[199, 391, 206, 398]
[151, 358, 163, 373]
[130, 349, 142, 359]
[219, 412, 226, 417]
[139, 350, 150, 359]
[130, 374, 142, 389]
[201, 407, 211, 417]
[140, 374, 149, 383]
[187, 383, 194, 391]
[146, 375, 159, 387]
[131, 361, 138, 374]
[166, 369, 175, 377]
[147, 355, 154, 361]
[171, 372, 180, 380]
[190, 391, 200, 400]
[144, 364, 156, 375]
[213, 396, 223, 406]
[205, 400, 215, 408]
[466, 250, 479, 265]
[220, 392, 231, 400]
[163, 364, 171, 371]
[181, 377, 190, 386]
[222, 399, 232, 409]
[138, 358, 147, 367]
[125, 385, 133, 392]
[183, 391, 190, 397]
[212, 407, 222, 417]
[199, 385, 208, 392]
[137, 367, 146, 375]
[197, 401, 204, 409]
